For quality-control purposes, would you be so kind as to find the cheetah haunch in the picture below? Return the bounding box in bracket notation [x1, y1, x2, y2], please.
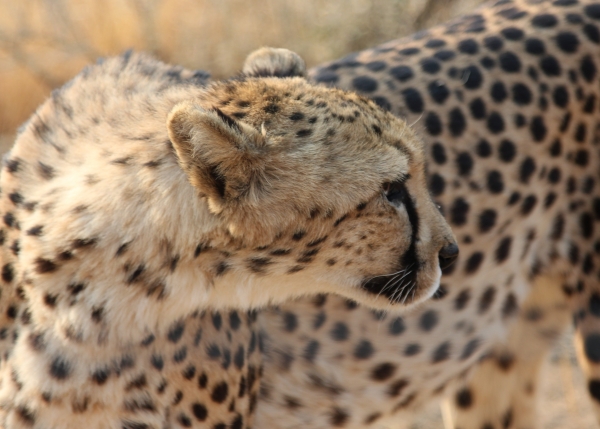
[0, 49, 456, 428]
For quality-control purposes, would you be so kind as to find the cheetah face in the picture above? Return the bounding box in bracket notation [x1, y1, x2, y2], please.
[167, 49, 458, 310]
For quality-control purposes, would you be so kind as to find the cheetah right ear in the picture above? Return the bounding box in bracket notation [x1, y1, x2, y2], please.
[242, 47, 307, 78]
[167, 101, 266, 214]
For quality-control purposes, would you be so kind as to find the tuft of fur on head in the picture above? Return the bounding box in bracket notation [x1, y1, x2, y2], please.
[242, 47, 307, 78]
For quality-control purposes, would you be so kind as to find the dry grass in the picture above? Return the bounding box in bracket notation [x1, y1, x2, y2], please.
[0, 1, 594, 428]
[0, 0, 484, 134]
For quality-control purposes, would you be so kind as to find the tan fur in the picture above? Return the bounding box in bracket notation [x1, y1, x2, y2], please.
[0, 49, 455, 428]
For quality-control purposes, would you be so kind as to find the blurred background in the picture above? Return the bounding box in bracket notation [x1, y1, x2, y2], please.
[0, 0, 485, 138]
[0, 0, 596, 427]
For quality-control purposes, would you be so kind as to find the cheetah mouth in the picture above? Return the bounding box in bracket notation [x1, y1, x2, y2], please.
[360, 263, 421, 304]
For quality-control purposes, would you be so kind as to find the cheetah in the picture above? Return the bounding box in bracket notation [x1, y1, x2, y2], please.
[0, 48, 457, 428]
[251, 1, 600, 428]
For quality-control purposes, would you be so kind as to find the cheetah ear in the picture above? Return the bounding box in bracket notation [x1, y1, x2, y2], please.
[242, 47, 307, 78]
[167, 101, 266, 214]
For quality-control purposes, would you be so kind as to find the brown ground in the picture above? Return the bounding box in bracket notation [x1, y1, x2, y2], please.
[0, 1, 596, 427]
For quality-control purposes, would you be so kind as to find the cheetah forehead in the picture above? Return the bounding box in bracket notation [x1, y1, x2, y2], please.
[198, 76, 424, 158]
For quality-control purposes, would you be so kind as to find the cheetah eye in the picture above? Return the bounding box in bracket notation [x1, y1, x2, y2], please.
[383, 180, 405, 204]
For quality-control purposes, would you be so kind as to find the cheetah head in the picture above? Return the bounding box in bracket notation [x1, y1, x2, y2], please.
[167, 48, 458, 310]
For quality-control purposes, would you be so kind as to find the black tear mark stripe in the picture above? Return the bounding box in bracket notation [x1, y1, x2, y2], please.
[361, 184, 421, 302]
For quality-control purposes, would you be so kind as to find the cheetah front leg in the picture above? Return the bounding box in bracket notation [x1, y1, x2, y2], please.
[443, 275, 572, 429]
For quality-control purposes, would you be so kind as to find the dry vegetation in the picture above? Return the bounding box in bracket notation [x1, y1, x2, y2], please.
[0, 1, 595, 427]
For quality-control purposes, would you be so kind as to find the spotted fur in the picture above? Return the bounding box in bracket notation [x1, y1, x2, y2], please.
[254, 1, 600, 428]
[0, 49, 455, 428]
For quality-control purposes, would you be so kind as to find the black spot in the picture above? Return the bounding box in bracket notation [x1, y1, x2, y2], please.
[289, 112, 304, 121]
[491, 81, 507, 102]
[433, 50, 456, 64]
[366, 61, 386, 71]
[465, 252, 484, 274]
[173, 346, 187, 363]
[484, 36, 503, 51]
[429, 173, 445, 196]
[210, 381, 228, 403]
[469, 98, 487, 119]
[585, 334, 600, 363]
[499, 52, 521, 72]
[402, 88, 424, 113]
[458, 39, 479, 54]
[425, 112, 442, 136]
[432, 342, 451, 362]
[525, 38, 545, 55]
[521, 194, 537, 214]
[530, 116, 547, 142]
[479, 209, 497, 233]
[50, 356, 72, 380]
[35, 258, 57, 274]
[449, 108, 466, 136]
[487, 170, 504, 193]
[428, 81, 450, 104]
[450, 198, 470, 226]
[456, 388, 473, 408]
[498, 139, 516, 162]
[421, 58, 441, 74]
[296, 129, 312, 138]
[431, 143, 447, 164]
[476, 139, 492, 157]
[91, 367, 110, 384]
[314, 71, 339, 84]
[589, 379, 600, 404]
[2, 263, 14, 283]
[5, 158, 20, 173]
[330, 408, 349, 427]
[495, 237, 512, 263]
[389, 65, 414, 82]
[532, 13, 558, 27]
[556, 32, 579, 53]
[456, 152, 474, 176]
[229, 311, 241, 331]
[168, 321, 185, 343]
[501, 27, 524, 40]
[330, 322, 349, 341]
[581, 212, 594, 239]
[461, 338, 480, 359]
[512, 83, 532, 105]
[388, 317, 405, 335]
[192, 403, 208, 421]
[387, 378, 409, 399]
[354, 340, 374, 359]
[580, 55, 597, 82]
[584, 23, 600, 44]
[487, 112, 505, 133]
[463, 65, 483, 89]
[3, 212, 16, 228]
[575, 150, 589, 167]
[540, 56, 561, 76]
[520, 157, 536, 184]
[352, 76, 378, 93]
[212, 313, 222, 331]
[404, 344, 421, 356]
[127, 264, 144, 283]
[282, 312, 298, 332]
[419, 310, 438, 331]
[502, 293, 519, 318]
[479, 286, 496, 313]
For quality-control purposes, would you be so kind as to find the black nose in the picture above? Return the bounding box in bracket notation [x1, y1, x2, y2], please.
[438, 243, 459, 270]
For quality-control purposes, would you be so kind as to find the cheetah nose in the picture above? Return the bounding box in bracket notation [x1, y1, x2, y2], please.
[438, 243, 459, 270]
